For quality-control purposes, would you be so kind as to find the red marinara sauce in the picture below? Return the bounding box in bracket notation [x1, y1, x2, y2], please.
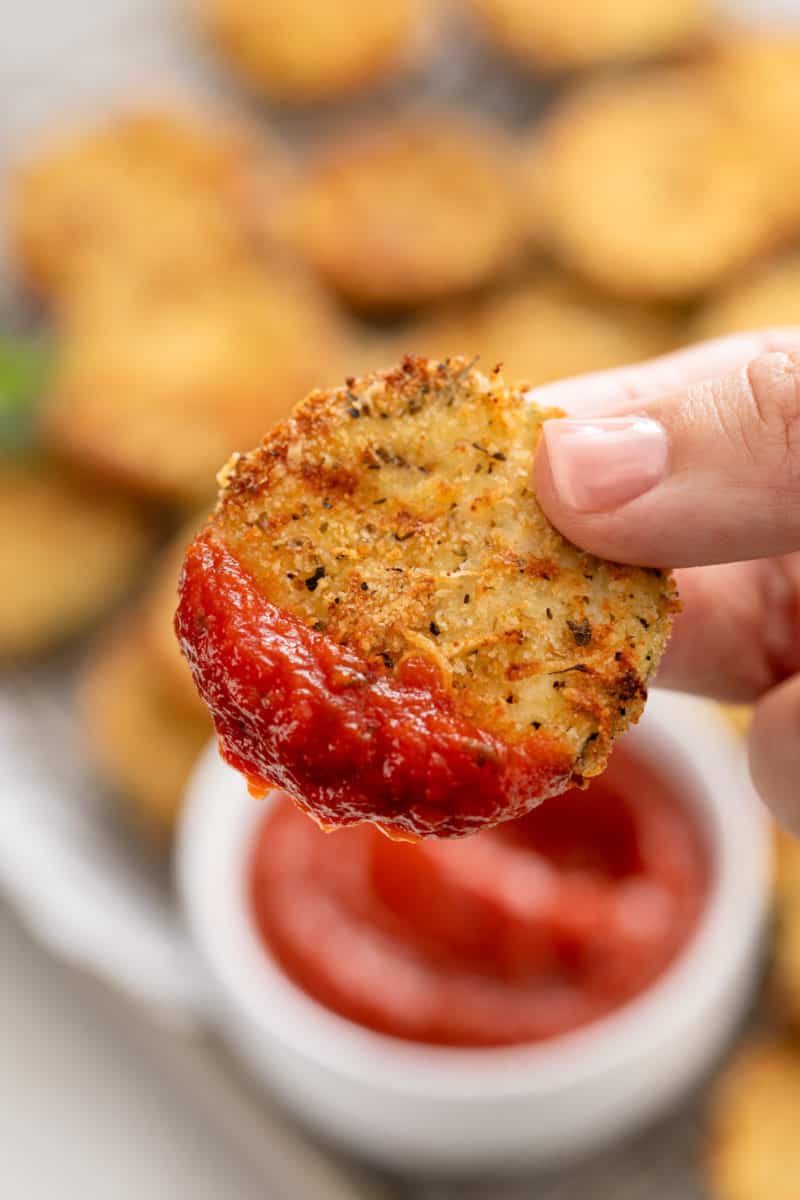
[249, 746, 709, 1047]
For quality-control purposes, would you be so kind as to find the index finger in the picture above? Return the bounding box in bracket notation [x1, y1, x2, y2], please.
[527, 327, 800, 414]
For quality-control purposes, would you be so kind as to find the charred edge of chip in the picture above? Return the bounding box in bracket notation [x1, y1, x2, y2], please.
[567, 618, 592, 646]
[617, 669, 646, 702]
[305, 566, 325, 592]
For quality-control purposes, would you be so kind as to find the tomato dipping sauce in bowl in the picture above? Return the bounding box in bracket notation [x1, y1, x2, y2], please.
[249, 747, 709, 1048]
[178, 692, 771, 1172]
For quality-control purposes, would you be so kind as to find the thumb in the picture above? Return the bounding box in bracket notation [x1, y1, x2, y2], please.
[534, 352, 800, 567]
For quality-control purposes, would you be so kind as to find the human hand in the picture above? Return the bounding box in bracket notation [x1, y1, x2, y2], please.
[532, 329, 800, 833]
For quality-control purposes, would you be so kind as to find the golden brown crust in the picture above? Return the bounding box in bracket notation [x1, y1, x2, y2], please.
[211, 355, 677, 781]
[706, 1037, 800, 1200]
[0, 462, 153, 659]
[79, 617, 211, 844]
[395, 275, 675, 389]
[471, 0, 709, 72]
[11, 108, 288, 302]
[291, 115, 523, 313]
[43, 259, 350, 504]
[199, 0, 425, 103]
[532, 69, 777, 300]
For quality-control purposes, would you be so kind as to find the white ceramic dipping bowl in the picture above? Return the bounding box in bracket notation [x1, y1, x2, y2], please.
[177, 691, 772, 1174]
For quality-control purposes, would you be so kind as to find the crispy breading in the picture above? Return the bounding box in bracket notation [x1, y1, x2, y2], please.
[532, 69, 776, 300]
[397, 276, 674, 389]
[80, 618, 211, 843]
[179, 356, 677, 837]
[470, 0, 709, 72]
[43, 259, 350, 504]
[706, 1037, 800, 1200]
[291, 115, 523, 313]
[694, 255, 800, 341]
[0, 462, 153, 658]
[11, 108, 287, 301]
[199, 0, 425, 103]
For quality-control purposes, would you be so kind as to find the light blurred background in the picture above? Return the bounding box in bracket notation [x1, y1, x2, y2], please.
[3, 1, 800, 1198]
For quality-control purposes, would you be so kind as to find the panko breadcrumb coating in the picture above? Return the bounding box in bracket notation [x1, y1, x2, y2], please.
[80, 619, 211, 843]
[291, 116, 523, 313]
[694, 255, 800, 341]
[44, 259, 349, 504]
[12, 108, 286, 301]
[532, 70, 776, 300]
[0, 462, 153, 658]
[470, 0, 709, 72]
[177, 356, 677, 839]
[199, 0, 425, 103]
[398, 276, 674, 389]
[706, 1038, 800, 1200]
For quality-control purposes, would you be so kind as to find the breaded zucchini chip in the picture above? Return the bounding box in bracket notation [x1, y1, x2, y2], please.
[694, 254, 800, 341]
[292, 116, 522, 313]
[706, 1037, 800, 1200]
[44, 260, 348, 504]
[532, 70, 776, 300]
[470, 0, 709, 73]
[12, 108, 285, 301]
[199, 0, 424, 103]
[0, 462, 153, 658]
[80, 618, 211, 843]
[177, 356, 677, 839]
[401, 275, 673, 389]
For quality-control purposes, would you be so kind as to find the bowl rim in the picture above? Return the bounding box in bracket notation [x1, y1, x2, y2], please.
[176, 690, 772, 1099]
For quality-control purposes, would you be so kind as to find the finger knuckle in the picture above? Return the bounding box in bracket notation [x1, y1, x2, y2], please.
[743, 354, 800, 477]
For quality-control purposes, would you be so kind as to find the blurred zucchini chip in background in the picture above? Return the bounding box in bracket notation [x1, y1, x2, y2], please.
[80, 618, 210, 845]
[711, 38, 800, 237]
[531, 68, 778, 301]
[694, 254, 800, 340]
[197, 0, 428, 104]
[706, 1036, 800, 1200]
[397, 274, 674, 387]
[469, 0, 710, 73]
[79, 519, 211, 843]
[11, 107, 289, 303]
[771, 830, 800, 1032]
[291, 114, 523, 313]
[0, 461, 154, 659]
[43, 259, 351, 505]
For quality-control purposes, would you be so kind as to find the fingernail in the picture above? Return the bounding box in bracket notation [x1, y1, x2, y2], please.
[542, 417, 668, 513]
